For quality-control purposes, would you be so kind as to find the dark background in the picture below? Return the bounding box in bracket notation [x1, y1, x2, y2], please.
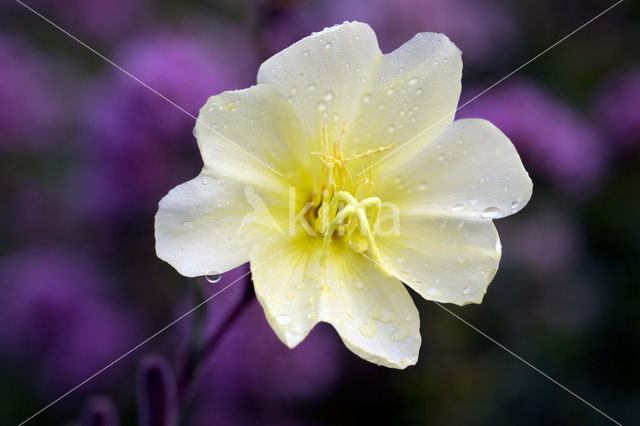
[1, 0, 638, 425]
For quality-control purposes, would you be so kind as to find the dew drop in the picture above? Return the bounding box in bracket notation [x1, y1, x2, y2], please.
[201, 176, 208, 185]
[359, 320, 377, 338]
[367, 305, 396, 322]
[205, 270, 222, 283]
[457, 254, 466, 264]
[481, 207, 503, 219]
[307, 83, 317, 91]
[386, 125, 396, 134]
[408, 77, 420, 85]
[469, 199, 478, 206]
[324, 91, 335, 101]
[324, 42, 333, 49]
[451, 204, 465, 212]
[389, 324, 409, 341]
[510, 201, 521, 210]
[306, 312, 316, 321]
[354, 280, 364, 290]
[317, 102, 328, 112]
[276, 314, 292, 326]
[362, 93, 372, 103]
[426, 287, 441, 297]
[463, 287, 471, 295]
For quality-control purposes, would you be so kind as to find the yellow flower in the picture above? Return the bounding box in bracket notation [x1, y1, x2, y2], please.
[155, 22, 532, 368]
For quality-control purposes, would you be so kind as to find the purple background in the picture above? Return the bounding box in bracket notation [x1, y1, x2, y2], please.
[1, 0, 639, 425]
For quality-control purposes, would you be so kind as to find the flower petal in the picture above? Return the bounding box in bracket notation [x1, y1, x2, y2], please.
[196, 84, 310, 196]
[250, 234, 420, 369]
[377, 216, 501, 305]
[257, 22, 383, 152]
[155, 173, 254, 277]
[350, 32, 462, 167]
[377, 118, 533, 219]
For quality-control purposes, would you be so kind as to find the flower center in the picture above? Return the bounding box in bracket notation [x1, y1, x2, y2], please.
[307, 125, 394, 264]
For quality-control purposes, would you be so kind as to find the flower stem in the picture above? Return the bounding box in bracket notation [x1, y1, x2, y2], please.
[175, 278, 255, 425]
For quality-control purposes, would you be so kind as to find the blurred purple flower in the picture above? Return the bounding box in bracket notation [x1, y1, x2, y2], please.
[80, 29, 257, 218]
[137, 355, 177, 426]
[80, 395, 120, 426]
[0, 34, 63, 152]
[458, 79, 608, 194]
[0, 250, 139, 392]
[23, 0, 149, 43]
[182, 275, 342, 425]
[595, 69, 640, 151]
[262, 0, 516, 63]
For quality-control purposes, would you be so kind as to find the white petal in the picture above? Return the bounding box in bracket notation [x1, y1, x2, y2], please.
[155, 173, 254, 277]
[196, 84, 311, 196]
[250, 235, 420, 369]
[257, 22, 382, 153]
[377, 216, 501, 305]
[377, 118, 533, 219]
[350, 32, 462, 168]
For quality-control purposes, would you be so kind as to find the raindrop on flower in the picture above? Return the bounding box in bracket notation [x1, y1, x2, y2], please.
[205, 270, 222, 283]
[481, 207, 503, 219]
[276, 314, 292, 326]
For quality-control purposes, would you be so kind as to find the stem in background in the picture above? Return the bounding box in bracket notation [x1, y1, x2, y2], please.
[175, 277, 255, 425]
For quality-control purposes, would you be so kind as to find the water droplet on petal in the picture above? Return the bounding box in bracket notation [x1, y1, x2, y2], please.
[317, 102, 327, 112]
[457, 254, 466, 264]
[389, 324, 409, 341]
[354, 280, 364, 290]
[408, 77, 420, 85]
[481, 207, 503, 219]
[362, 93, 372, 103]
[306, 312, 316, 321]
[205, 270, 222, 283]
[359, 320, 377, 338]
[426, 287, 441, 297]
[451, 204, 465, 212]
[307, 83, 316, 91]
[463, 287, 471, 295]
[324, 91, 335, 101]
[276, 314, 292, 326]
